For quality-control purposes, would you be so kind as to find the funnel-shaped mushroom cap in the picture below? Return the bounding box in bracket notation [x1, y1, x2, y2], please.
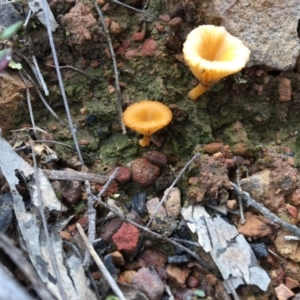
[122, 100, 172, 147]
[183, 25, 251, 100]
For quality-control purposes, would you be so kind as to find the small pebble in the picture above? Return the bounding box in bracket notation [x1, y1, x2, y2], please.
[168, 254, 191, 265]
[249, 243, 268, 258]
[186, 275, 200, 288]
[104, 254, 117, 277]
[110, 167, 131, 183]
[110, 21, 121, 34]
[164, 187, 181, 219]
[85, 114, 96, 126]
[132, 192, 147, 218]
[112, 222, 140, 255]
[159, 14, 170, 22]
[131, 158, 160, 186]
[132, 268, 164, 300]
[166, 264, 190, 288]
[143, 151, 167, 167]
[168, 17, 182, 32]
[132, 31, 145, 42]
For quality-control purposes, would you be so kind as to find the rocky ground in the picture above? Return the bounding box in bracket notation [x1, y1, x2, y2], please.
[1, 0, 300, 299]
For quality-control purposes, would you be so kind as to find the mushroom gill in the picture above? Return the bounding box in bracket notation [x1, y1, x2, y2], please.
[183, 25, 251, 100]
[122, 100, 172, 147]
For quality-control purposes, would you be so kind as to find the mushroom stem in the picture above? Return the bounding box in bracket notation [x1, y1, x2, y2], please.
[139, 135, 151, 147]
[188, 83, 210, 100]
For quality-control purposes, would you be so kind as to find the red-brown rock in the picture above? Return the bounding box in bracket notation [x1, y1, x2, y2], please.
[110, 251, 124, 266]
[286, 205, 298, 219]
[203, 142, 224, 154]
[291, 189, 300, 206]
[186, 275, 200, 288]
[168, 17, 182, 32]
[159, 14, 170, 22]
[285, 277, 299, 290]
[237, 212, 273, 237]
[166, 264, 190, 288]
[95, 179, 118, 197]
[118, 270, 136, 285]
[131, 158, 160, 186]
[132, 31, 146, 42]
[110, 167, 131, 183]
[141, 39, 157, 56]
[124, 48, 138, 60]
[112, 222, 140, 254]
[278, 78, 292, 102]
[137, 249, 167, 272]
[143, 151, 167, 167]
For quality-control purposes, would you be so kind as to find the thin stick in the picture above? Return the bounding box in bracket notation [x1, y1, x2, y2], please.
[232, 183, 300, 237]
[20, 71, 63, 124]
[41, 0, 84, 165]
[19, 71, 36, 137]
[84, 168, 119, 265]
[30, 142, 67, 300]
[92, 0, 126, 135]
[41, 169, 107, 184]
[147, 153, 200, 227]
[44, 63, 103, 81]
[17, 53, 49, 96]
[165, 284, 174, 300]
[76, 223, 127, 300]
[23, 9, 32, 28]
[111, 0, 157, 18]
[284, 236, 300, 241]
[83, 181, 97, 266]
[97, 167, 119, 198]
[224, 279, 240, 300]
[32, 55, 49, 96]
[237, 194, 245, 224]
[34, 140, 95, 159]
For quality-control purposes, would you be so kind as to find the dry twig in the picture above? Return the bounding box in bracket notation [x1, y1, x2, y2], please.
[76, 223, 127, 300]
[42, 169, 107, 184]
[20, 70, 63, 124]
[111, 0, 157, 18]
[92, 0, 126, 135]
[83, 168, 119, 265]
[40, 0, 84, 165]
[19, 71, 36, 137]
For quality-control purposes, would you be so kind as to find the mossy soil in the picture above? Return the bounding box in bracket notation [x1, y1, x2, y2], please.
[11, 2, 300, 178]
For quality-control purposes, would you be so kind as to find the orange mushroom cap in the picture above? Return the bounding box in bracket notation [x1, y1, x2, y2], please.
[183, 25, 251, 100]
[122, 100, 172, 147]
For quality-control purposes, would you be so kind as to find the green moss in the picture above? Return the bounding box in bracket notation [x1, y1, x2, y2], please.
[98, 133, 138, 164]
[74, 201, 86, 214]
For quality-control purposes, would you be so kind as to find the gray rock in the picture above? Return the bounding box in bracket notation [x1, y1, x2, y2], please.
[169, 0, 300, 70]
[0, 3, 24, 29]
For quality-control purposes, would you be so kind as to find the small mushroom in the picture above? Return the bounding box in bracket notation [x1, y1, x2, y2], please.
[122, 100, 172, 147]
[183, 25, 251, 100]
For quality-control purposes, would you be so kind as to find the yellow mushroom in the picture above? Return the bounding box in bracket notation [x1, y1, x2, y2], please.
[183, 25, 251, 100]
[122, 100, 172, 147]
